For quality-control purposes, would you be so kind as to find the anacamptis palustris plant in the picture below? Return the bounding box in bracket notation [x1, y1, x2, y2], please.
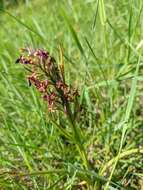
[16, 48, 89, 170]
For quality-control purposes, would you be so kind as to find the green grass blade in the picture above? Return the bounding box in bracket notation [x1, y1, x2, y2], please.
[61, 10, 85, 58]
[92, 0, 99, 30]
[104, 56, 141, 190]
[0, 8, 44, 40]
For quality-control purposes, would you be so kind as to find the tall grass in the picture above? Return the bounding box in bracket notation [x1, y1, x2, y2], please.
[0, 0, 143, 189]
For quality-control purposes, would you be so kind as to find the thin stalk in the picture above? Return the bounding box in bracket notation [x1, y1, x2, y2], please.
[0, 169, 67, 178]
[65, 100, 89, 170]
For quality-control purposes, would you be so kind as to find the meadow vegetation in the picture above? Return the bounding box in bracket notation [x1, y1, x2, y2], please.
[0, 0, 143, 189]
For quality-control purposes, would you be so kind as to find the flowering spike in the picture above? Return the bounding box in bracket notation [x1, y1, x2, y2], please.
[17, 48, 79, 112]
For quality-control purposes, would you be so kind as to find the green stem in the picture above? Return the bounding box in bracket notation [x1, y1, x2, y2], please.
[65, 101, 89, 170]
[0, 169, 67, 177]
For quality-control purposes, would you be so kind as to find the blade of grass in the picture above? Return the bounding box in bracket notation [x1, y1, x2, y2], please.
[0, 8, 44, 41]
[99, 0, 108, 57]
[92, 0, 99, 30]
[98, 0, 106, 26]
[100, 147, 143, 175]
[0, 170, 67, 177]
[127, 1, 133, 62]
[47, 175, 65, 190]
[104, 56, 140, 190]
[61, 10, 85, 59]
[84, 36, 108, 84]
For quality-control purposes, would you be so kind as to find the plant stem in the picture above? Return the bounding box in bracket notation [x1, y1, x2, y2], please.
[65, 101, 89, 170]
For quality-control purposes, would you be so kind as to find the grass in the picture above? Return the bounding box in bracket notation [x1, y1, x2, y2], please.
[0, 0, 143, 189]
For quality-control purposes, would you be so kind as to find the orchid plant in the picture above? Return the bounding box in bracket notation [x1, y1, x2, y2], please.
[16, 48, 89, 170]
